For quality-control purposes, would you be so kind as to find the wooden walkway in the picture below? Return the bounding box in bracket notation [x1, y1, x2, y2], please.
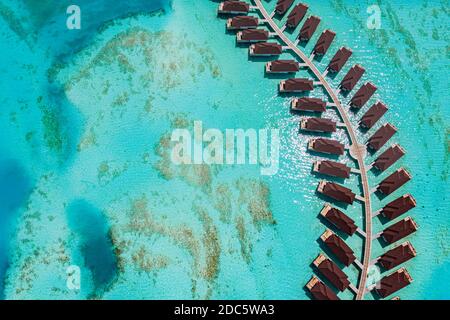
[253, 0, 373, 300]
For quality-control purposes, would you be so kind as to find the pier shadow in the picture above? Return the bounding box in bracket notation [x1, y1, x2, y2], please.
[263, 71, 296, 80]
[370, 166, 384, 178]
[305, 149, 341, 161]
[312, 54, 325, 64]
[279, 91, 311, 99]
[326, 70, 339, 81]
[248, 55, 277, 63]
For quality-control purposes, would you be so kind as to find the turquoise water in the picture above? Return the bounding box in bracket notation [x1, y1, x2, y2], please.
[0, 0, 448, 300]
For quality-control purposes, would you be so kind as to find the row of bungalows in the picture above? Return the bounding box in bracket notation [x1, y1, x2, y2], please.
[308, 138, 345, 156]
[372, 144, 405, 172]
[321, 229, 356, 266]
[300, 117, 337, 133]
[328, 47, 352, 73]
[359, 101, 388, 129]
[291, 97, 327, 113]
[350, 82, 377, 109]
[377, 168, 411, 196]
[377, 241, 416, 271]
[266, 60, 300, 73]
[218, 1, 250, 15]
[375, 268, 413, 298]
[249, 42, 282, 56]
[298, 16, 321, 42]
[275, 0, 294, 16]
[314, 160, 351, 179]
[286, 3, 309, 29]
[320, 204, 357, 236]
[237, 29, 269, 43]
[313, 30, 336, 56]
[380, 194, 416, 221]
[227, 16, 258, 30]
[317, 181, 356, 205]
[367, 123, 397, 152]
[340, 64, 365, 92]
[381, 217, 418, 244]
[306, 276, 339, 300]
[313, 254, 350, 291]
[279, 78, 314, 93]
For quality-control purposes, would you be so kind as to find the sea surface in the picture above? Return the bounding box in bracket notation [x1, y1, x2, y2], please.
[0, 0, 448, 299]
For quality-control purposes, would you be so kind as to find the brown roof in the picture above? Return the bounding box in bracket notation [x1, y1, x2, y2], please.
[316, 257, 350, 291]
[367, 123, 397, 151]
[268, 60, 299, 72]
[302, 118, 336, 133]
[322, 231, 356, 266]
[313, 30, 336, 55]
[359, 101, 388, 129]
[307, 277, 340, 300]
[229, 16, 258, 29]
[381, 194, 416, 221]
[251, 42, 282, 55]
[373, 144, 405, 172]
[321, 205, 357, 235]
[316, 160, 351, 179]
[350, 82, 377, 109]
[378, 242, 416, 270]
[220, 1, 250, 13]
[239, 29, 269, 42]
[320, 181, 356, 204]
[281, 78, 314, 92]
[286, 3, 308, 29]
[292, 97, 327, 112]
[275, 0, 294, 15]
[377, 168, 411, 195]
[340, 64, 365, 92]
[382, 217, 418, 244]
[309, 138, 345, 155]
[376, 268, 413, 298]
[328, 47, 352, 73]
[299, 16, 321, 41]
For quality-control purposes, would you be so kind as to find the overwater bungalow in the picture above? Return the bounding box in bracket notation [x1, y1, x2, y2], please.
[375, 268, 413, 298]
[359, 101, 388, 129]
[275, 0, 294, 16]
[350, 82, 377, 109]
[301, 118, 337, 133]
[299, 16, 321, 41]
[286, 3, 309, 29]
[320, 204, 357, 236]
[308, 138, 345, 155]
[382, 217, 418, 244]
[313, 160, 351, 179]
[340, 64, 365, 92]
[381, 194, 416, 221]
[249, 42, 282, 56]
[317, 181, 356, 205]
[377, 168, 411, 195]
[378, 241, 417, 271]
[367, 123, 397, 152]
[306, 276, 340, 300]
[313, 254, 350, 292]
[279, 78, 314, 93]
[218, 1, 250, 15]
[313, 30, 336, 56]
[291, 97, 327, 112]
[373, 144, 405, 172]
[265, 60, 299, 73]
[328, 47, 352, 73]
[227, 16, 258, 30]
[321, 229, 356, 266]
[237, 29, 269, 43]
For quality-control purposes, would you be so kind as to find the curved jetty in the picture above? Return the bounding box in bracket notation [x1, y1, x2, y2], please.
[306, 276, 340, 300]
[375, 268, 413, 298]
[313, 254, 350, 291]
[216, 0, 416, 300]
[286, 3, 308, 29]
[321, 229, 356, 266]
[320, 204, 357, 235]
